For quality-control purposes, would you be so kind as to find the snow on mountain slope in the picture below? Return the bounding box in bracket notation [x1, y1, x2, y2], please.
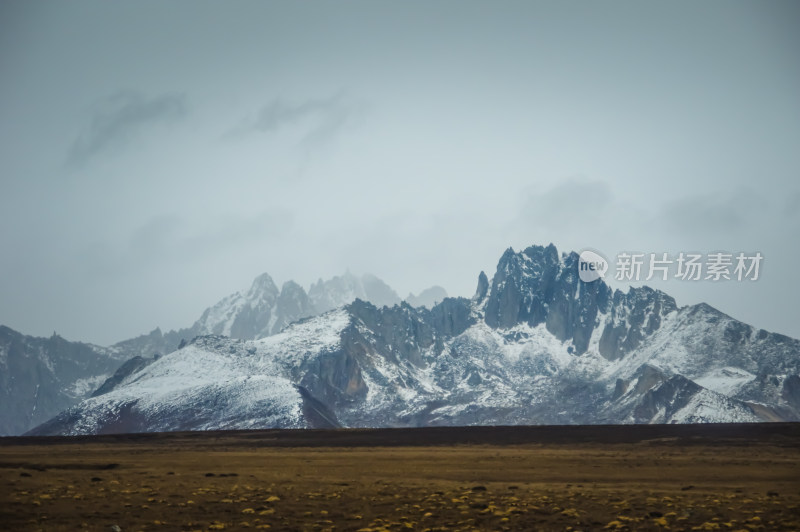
[601, 365, 761, 424]
[694, 367, 755, 396]
[252, 309, 351, 370]
[31, 310, 353, 435]
[667, 387, 760, 424]
[64, 346, 303, 434]
[600, 302, 800, 407]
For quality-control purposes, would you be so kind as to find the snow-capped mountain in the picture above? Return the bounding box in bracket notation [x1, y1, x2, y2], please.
[30, 244, 800, 436]
[192, 274, 316, 339]
[0, 327, 129, 435]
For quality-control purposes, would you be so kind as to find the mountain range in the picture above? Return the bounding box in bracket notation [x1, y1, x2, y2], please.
[0, 272, 445, 435]
[21, 244, 800, 436]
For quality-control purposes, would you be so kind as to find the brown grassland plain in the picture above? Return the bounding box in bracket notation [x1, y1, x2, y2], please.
[0, 424, 798, 531]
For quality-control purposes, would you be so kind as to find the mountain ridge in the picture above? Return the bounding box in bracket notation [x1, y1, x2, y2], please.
[27, 243, 800, 436]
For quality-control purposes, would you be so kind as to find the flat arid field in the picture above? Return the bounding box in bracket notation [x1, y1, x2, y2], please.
[1, 424, 799, 531]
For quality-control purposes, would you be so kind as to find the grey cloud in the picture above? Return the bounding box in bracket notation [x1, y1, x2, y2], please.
[298, 101, 352, 152]
[67, 91, 187, 167]
[253, 95, 343, 132]
[229, 92, 359, 153]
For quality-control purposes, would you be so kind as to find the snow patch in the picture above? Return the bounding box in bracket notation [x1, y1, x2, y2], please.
[695, 367, 755, 396]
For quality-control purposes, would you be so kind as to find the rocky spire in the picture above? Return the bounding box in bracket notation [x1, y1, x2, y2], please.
[473, 271, 489, 302]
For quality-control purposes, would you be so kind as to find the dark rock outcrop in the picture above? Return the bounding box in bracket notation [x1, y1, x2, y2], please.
[485, 244, 561, 329]
[299, 334, 368, 407]
[428, 298, 475, 339]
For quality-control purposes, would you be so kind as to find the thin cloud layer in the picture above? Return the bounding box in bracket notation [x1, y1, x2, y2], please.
[67, 91, 187, 167]
[227, 93, 359, 153]
[253, 95, 345, 133]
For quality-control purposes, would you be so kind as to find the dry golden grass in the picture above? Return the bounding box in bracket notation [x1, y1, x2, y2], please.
[1, 426, 799, 531]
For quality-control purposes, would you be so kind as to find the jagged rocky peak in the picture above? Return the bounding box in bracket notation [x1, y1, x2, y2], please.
[479, 243, 686, 358]
[191, 272, 306, 340]
[247, 272, 280, 302]
[347, 298, 436, 364]
[344, 297, 472, 369]
[543, 250, 612, 354]
[482, 243, 613, 354]
[484, 244, 561, 329]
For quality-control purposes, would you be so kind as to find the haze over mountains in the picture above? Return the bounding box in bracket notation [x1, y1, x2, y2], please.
[4, 243, 796, 437]
[0, 272, 446, 435]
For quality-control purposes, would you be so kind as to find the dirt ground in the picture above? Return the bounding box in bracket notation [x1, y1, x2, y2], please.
[1, 424, 798, 531]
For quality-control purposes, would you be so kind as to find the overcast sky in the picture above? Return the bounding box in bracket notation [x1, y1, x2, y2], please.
[1, 1, 799, 345]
